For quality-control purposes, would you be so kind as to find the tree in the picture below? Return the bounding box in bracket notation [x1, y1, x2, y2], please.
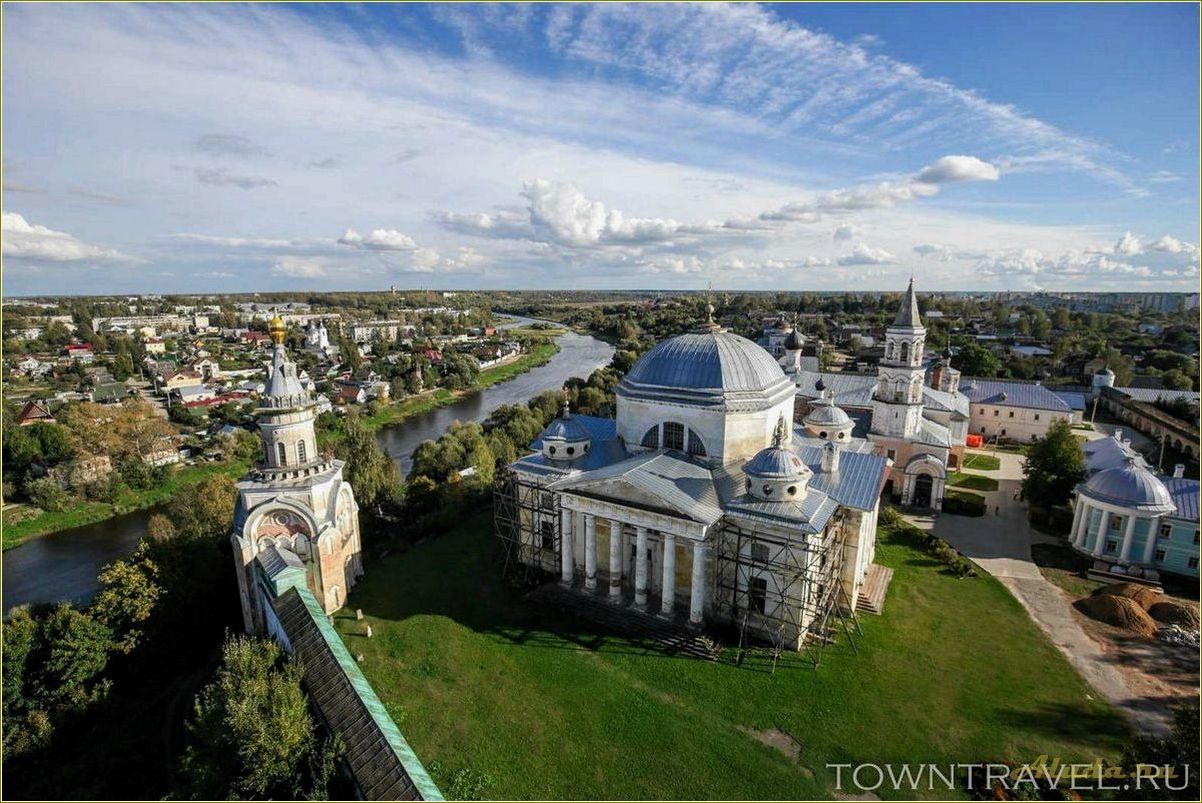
[91, 542, 162, 654]
[952, 342, 1001, 378]
[1120, 701, 1199, 800]
[334, 410, 399, 509]
[157, 474, 238, 541]
[179, 635, 314, 800]
[1022, 419, 1086, 512]
[25, 476, 69, 512]
[1159, 369, 1195, 391]
[29, 604, 114, 708]
[61, 399, 176, 464]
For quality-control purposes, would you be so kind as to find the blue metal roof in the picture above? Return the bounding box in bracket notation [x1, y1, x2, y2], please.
[959, 378, 1072, 412]
[529, 414, 616, 450]
[1115, 387, 1200, 406]
[1164, 477, 1200, 522]
[618, 330, 794, 410]
[1052, 391, 1088, 411]
[799, 445, 890, 512]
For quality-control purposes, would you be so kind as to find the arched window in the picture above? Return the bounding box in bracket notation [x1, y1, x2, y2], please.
[297, 440, 307, 464]
[899, 341, 910, 364]
[662, 421, 685, 451]
[276, 442, 286, 466]
[687, 429, 707, 457]
[641, 426, 659, 449]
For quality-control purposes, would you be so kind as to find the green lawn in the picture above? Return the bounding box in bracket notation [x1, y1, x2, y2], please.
[339, 513, 1128, 800]
[2, 458, 250, 550]
[947, 472, 1000, 492]
[961, 452, 1002, 471]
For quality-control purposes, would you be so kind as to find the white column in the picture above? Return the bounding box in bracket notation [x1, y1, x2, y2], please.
[1073, 501, 1091, 548]
[1069, 498, 1084, 544]
[1142, 517, 1161, 564]
[660, 533, 677, 618]
[1119, 514, 1139, 562]
[689, 539, 706, 625]
[609, 521, 622, 598]
[560, 507, 574, 586]
[634, 527, 649, 609]
[1092, 509, 1111, 557]
[584, 514, 597, 591]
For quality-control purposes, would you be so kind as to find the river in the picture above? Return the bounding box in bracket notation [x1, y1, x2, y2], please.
[2, 319, 613, 612]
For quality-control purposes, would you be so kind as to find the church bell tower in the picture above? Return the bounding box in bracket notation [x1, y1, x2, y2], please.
[871, 278, 926, 439]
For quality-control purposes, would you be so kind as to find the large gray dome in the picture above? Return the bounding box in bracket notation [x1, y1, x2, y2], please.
[1080, 458, 1175, 512]
[617, 330, 794, 411]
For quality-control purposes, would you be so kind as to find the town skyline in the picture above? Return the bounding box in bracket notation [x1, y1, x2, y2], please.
[2, 2, 1200, 295]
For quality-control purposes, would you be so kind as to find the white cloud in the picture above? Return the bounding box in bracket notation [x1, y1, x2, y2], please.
[833, 224, 859, 241]
[338, 228, 418, 251]
[1150, 235, 1199, 256]
[837, 243, 895, 266]
[270, 256, 326, 278]
[2, 211, 127, 261]
[915, 155, 1000, 183]
[1114, 231, 1143, 255]
[193, 167, 276, 190]
[913, 243, 953, 260]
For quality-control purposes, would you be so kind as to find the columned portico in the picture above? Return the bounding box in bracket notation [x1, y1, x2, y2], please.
[584, 514, 597, 590]
[660, 533, 676, 617]
[560, 507, 574, 586]
[634, 526, 649, 609]
[689, 539, 706, 625]
[608, 521, 622, 598]
[1142, 518, 1161, 564]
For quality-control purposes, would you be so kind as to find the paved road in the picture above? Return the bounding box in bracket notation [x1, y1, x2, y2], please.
[906, 450, 1171, 736]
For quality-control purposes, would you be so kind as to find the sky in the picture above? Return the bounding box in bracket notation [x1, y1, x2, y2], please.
[1, 1, 1199, 295]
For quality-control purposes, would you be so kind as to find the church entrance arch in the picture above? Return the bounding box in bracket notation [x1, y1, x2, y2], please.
[913, 474, 934, 509]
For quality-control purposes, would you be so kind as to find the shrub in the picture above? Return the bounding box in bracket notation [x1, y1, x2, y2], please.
[25, 476, 70, 513]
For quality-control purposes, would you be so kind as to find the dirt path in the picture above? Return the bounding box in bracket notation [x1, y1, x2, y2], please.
[906, 451, 1173, 737]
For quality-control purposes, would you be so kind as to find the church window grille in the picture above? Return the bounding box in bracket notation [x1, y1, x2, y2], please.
[687, 429, 707, 457]
[641, 426, 659, 448]
[748, 576, 767, 614]
[566, 446, 575, 456]
[277, 442, 286, 465]
[751, 543, 769, 562]
[787, 485, 797, 496]
[298, 440, 307, 463]
[663, 421, 685, 451]
[762, 484, 773, 496]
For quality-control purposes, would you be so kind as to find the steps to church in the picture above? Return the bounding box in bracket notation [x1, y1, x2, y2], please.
[856, 564, 893, 615]
[527, 583, 722, 661]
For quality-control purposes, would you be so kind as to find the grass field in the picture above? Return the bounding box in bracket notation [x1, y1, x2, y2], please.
[2, 457, 250, 550]
[339, 512, 1128, 800]
[947, 471, 1000, 492]
[961, 452, 1002, 471]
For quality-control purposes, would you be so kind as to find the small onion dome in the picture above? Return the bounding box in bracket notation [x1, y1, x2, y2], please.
[784, 327, 805, 351]
[1079, 456, 1175, 513]
[1097, 367, 1116, 378]
[540, 412, 592, 462]
[804, 397, 854, 442]
[814, 376, 826, 393]
[268, 313, 287, 345]
[744, 445, 812, 502]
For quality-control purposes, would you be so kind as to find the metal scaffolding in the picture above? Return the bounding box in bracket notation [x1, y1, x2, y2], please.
[493, 467, 561, 586]
[715, 512, 862, 668]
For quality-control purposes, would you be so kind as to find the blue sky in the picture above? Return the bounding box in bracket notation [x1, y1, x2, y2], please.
[2, 2, 1198, 294]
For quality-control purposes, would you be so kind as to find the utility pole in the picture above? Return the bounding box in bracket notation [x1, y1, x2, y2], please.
[1159, 433, 1167, 471]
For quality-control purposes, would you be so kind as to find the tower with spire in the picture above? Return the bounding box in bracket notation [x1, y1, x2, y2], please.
[230, 313, 364, 634]
[871, 277, 927, 440]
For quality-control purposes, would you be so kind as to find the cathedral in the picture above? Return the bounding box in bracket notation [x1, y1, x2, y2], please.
[788, 279, 968, 509]
[231, 314, 363, 634]
[498, 305, 891, 651]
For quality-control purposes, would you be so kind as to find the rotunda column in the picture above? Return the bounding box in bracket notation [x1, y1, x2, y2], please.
[634, 527, 649, 609]
[1142, 517, 1161, 565]
[1092, 509, 1111, 557]
[660, 532, 677, 618]
[1069, 498, 1084, 544]
[1119, 514, 1139, 563]
[1073, 501, 1091, 549]
[560, 507, 575, 586]
[584, 514, 597, 591]
[689, 539, 707, 626]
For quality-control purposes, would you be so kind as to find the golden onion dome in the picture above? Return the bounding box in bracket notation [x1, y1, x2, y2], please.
[268, 313, 287, 345]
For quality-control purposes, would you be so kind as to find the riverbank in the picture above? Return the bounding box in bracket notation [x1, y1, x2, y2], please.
[351, 340, 562, 434]
[2, 457, 251, 551]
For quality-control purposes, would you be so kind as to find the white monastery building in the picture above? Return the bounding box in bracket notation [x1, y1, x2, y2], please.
[498, 305, 892, 651]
